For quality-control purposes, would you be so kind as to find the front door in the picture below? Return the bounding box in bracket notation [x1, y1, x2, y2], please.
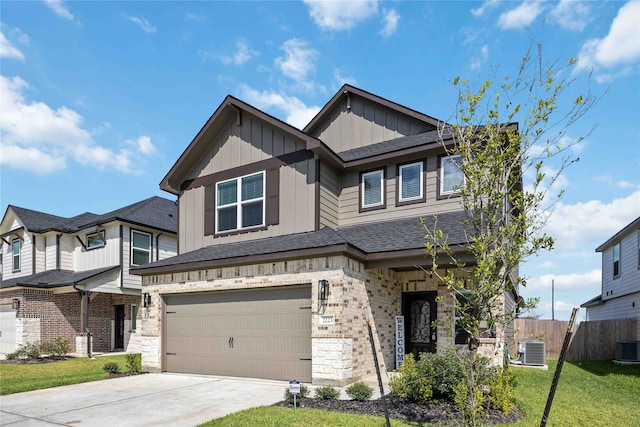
[114, 305, 125, 349]
[402, 292, 437, 358]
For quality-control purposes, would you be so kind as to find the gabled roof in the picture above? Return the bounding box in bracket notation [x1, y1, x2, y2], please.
[595, 216, 640, 252]
[131, 211, 470, 275]
[160, 95, 323, 194]
[303, 84, 441, 134]
[2, 196, 177, 236]
[0, 266, 119, 289]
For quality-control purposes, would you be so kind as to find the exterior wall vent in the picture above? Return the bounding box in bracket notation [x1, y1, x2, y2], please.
[616, 341, 640, 362]
[517, 340, 546, 366]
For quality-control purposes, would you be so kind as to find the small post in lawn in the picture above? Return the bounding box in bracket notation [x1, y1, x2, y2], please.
[540, 307, 578, 427]
[364, 309, 390, 427]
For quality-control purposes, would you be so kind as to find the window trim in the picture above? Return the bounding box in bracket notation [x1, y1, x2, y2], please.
[437, 154, 464, 199]
[130, 229, 152, 267]
[130, 304, 138, 332]
[396, 160, 426, 206]
[612, 242, 621, 279]
[11, 238, 20, 273]
[215, 170, 266, 235]
[359, 168, 386, 212]
[86, 231, 105, 250]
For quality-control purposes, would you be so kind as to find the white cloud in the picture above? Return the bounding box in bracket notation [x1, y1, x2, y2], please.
[275, 39, 319, 92]
[0, 31, 24, 60]
[549, 0, 591, 31]
[0, 75, 150, 175]
[498, 2, 544, 30]
[239, 85, 321, 130]
[303, 0, 379, 31]
[219, 39, 259, 66]
[471, 0, 500, 17]
[333, 68, 357, 87]
[525, 269, 601, 292]
[575, 1, 640, 77]
[470, 44, 489, 70]
[379, 9, 399, 38]
[124, 15, 157, 34]
[128, 135, 156, 155]
[44, 0, 74, 21]
[543, 190, 640, 251]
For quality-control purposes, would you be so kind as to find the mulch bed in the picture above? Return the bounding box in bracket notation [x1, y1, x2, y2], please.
[275, 395, 525, 425]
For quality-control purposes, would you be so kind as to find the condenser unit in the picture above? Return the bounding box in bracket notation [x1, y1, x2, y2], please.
[616, 341, 640, 362]
[517, 340, 546, 366]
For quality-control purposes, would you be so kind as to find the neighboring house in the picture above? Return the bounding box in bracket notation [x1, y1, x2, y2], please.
[131, 85, 518, 385]
[0, 197, 177, 356]
[582, 216, 640, 337]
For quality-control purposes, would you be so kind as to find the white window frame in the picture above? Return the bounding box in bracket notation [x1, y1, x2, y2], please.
[613, 242, 621, 278]
[86, 232, 105, 249]
[12, 238, 20, 272]
[440, 155, 464, 196]
[130, 304, 138, 332]
[131, 230, 152, 266]
[398, 161, 424, 202]
[216, 171, 265, 234]
[361, 169, 385, 208]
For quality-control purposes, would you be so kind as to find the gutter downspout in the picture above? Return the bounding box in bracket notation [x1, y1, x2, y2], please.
[155, 232, 163, 262]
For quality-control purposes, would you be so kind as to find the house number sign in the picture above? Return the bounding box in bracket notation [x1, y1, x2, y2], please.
[319, 314, 335, 325]
[395, 315, 405, 369]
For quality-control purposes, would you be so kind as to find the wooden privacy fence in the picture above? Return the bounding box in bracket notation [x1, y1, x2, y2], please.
[514, 318, 638, 361]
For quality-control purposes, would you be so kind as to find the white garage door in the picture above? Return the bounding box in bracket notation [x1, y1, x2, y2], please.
[0, 305, 17, 356]
[164, 285, 312, 382]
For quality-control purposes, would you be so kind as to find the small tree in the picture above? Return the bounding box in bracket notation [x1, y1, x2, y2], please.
[422, 43, 597, 426]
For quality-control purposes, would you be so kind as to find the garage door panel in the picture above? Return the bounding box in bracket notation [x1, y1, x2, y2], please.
[165, 285, 311, 382]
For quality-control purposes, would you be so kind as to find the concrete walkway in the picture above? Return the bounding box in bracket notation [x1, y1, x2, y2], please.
[0, 373, 287, 427]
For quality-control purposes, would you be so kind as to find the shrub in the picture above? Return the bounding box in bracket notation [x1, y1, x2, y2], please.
[488, 367, 516, 413]
[423, 349, 465, 400]
[315, 385, 340, 400]
[125, 354, 141, 373]
[103, 362, 120, 374]
[24, 342, 42, 359]
[389, 353, 434, 403]
[346, 382, 373, 401]
[284, 384, 309, 400]
[53, 337, 72, 357]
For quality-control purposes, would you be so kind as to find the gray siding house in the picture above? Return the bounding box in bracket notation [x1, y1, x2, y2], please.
[132, 85, 518, 385]
[0, 197, 177, 356]
[582, 216, 640, 338]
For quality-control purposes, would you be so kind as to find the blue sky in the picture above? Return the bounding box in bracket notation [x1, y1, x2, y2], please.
[1, 1, 639, 320]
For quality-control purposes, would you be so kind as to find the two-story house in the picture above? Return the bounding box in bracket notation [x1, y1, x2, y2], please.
[131, 85, 518, 386]
[0, 196, 177, 356]
[582, 216, 640, 337]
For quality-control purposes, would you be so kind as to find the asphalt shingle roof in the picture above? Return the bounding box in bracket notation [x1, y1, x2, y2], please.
[0, 266, 119, 289]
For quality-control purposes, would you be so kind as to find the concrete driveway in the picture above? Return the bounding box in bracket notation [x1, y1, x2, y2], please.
[0, 373, 287, 427]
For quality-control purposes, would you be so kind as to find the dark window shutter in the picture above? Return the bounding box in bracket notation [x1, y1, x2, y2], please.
[266, 167, 279, 226]
[204, 184, 216, 235]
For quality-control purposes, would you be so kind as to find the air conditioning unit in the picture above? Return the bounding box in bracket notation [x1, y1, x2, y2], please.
[616, 341, 640, 362]
[517, 340, 546, 366]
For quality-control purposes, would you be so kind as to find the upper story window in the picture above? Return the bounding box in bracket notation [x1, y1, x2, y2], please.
[440, 154, 464, 196]
[612, 242, 621, 278]
[131, 230, 152, 266]
[361, 169, 385, 210]
[12, 238, 20, 272]
[398, 161, 424, 204]
[216, 171, 265, 233]
[87, 232, 105, 249]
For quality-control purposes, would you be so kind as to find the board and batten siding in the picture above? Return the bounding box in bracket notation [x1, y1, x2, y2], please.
[59, 235, 74, 271]
[308, 94, 434, 153]
[3, 232, 33, 280]
[157, 234, 177, 261]
[75, 225, 121, 272]
[601, 228, 640, 301]
[339, 157, 463, 227]
[34, 235, 46, 273]
[318, 163, 340, 230]
[586, 291, 640, 322]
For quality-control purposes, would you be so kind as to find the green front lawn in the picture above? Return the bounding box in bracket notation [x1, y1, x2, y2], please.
[0, 355, 130, 395]
[201, 360, 640, 427]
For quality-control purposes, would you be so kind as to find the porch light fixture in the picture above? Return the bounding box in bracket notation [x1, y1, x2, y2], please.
[12, 298, 20, 310]
[318, 280, 329, 306]
[142, 293, 151, 308]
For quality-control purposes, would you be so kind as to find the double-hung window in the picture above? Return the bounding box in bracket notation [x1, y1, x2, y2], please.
[131, 230, 152, 266]
[87, 232, 105, 249]
[217, 171, 265, 233]
[12, 238, 20, 272]
[398, 161, 424, 203]
[361, 169, 385, 210]
[613, 242, 621, 278]
[440, 155, 464, 196]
